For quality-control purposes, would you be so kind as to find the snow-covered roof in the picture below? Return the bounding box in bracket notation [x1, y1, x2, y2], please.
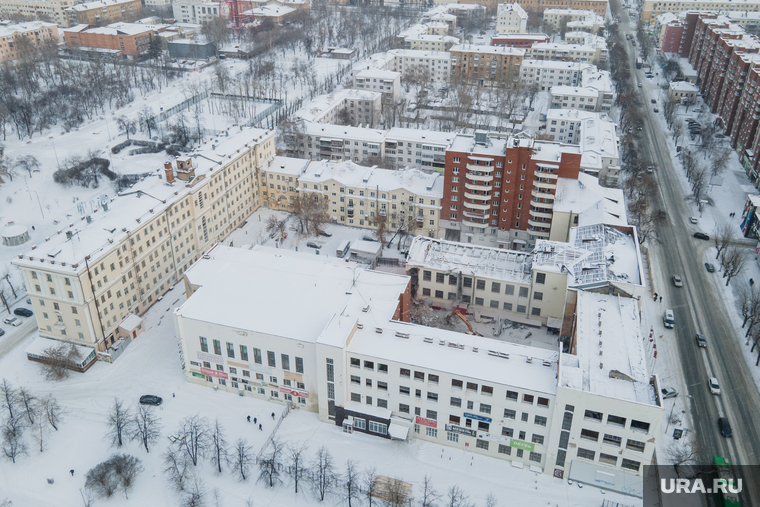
[250, 4, 295, 16]
[301, 122, 388, 143]
[530, 42, 595, 53]
[554, 173, 627, 228]
[0, 21, 56, 38]
[265, 156, 309, 177]
[296, 89, 381, 123]
[79, 22, 154, 36]
[560, 291, 656, 405]
[522, 60, 590, 72]
[492, 33, 550, 41]
[567, 223, 642, 287]
[530, 140, 581, 163]
[355, 68, 401, 81]
[546, 108, 600, 123]
[299, 160, 444, 199]
[352, 52, 395, 74]
[14, 127, 271, 272]
[408, 34, 460, 43]
[543, 7, 594, 15]
[68, 0, 139, 11]
[397, 23, 429, 39]
[386, 128, 455, 147]
[387, 49, 451, 60]
[450, 44, 525, 56]
[2, 225, 28, 237]
[448, 134, 508, 156]
[118, 313, 143, 332]
[25, 336, 95, 360]
[347, 319, 559, 395]
[581, 68, 612, 93]
[551, 86, 599, 98]
[497, 2, 527, 17]
[579, 118, 619, 170]
[350, 240, 382, 255]
[178, 245, 410, 345]
[406, 236, 533, 285]
[669, 81, 699, 92]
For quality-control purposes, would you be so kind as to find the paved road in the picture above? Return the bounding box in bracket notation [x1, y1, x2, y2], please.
[617, 13, 760, 507]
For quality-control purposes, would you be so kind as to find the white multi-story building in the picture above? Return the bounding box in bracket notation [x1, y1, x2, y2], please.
[496, 2, 527, 34]
[405, 34, 460, 51]
[526, 42, 598, 64]
[0, 0, 75, 26]
[388, 49, 451, 82]
[354, 68, 401, 101]
[0, 21, 58, 63]
[173, 0, 219, 23]
[297, 159, 443, 235]
[542, 8, 594, 31]
[550, 85, 599, 111]
[545, 108, 599, 143]
[295, 89, 383, 128]
[520, 59, 593, 90]
[174, 245, 662, 497]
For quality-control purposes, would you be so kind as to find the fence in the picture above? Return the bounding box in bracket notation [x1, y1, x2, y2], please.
[257, 403, 292, 459]
[150, 91, 209, 125]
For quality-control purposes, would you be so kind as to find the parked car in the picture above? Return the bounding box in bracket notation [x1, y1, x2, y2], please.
[25, 297, 31, 304]
[661, 387, 678, 399]
[709, 377, 721, 395]
[362, 236, 377, 242]
[688, 217, 698, 224]
[694, 232, 710, 240]
[319, 230, 332, 237]
[646, 166, 654, 173]
[653, 108, 659, 113]
[672, 275, 683, 288]
[664, 309, 675, 329]
[651, 99, 656, 104]
[14, 308, 33, 317]
[705, 263, 715, 273]
[695, 334, 707, 347]
[306, 242, 322, 249]
[718, 417, 732, 437]
[139, 395, 163, 406]
[3, 317, 21, 327]
[637, 83, 642, 87]
[0, 329, 5, 337]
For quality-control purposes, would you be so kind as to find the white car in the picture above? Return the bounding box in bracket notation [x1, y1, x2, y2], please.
[3, 317, 21, 327]
[688, 217, 698, 224]
[709, 377, 721, 395]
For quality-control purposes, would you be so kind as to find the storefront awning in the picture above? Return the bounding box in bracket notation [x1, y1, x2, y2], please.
[388, 423, 409, 441]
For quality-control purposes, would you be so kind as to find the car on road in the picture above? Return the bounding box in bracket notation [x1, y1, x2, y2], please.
[637, 83, 642, 87]
[653, 107, 659, 113]
[672, 275, 683, 287]
[139, 395, 163, 406]
[661, 388, 678, 399]
[3, 317, 20, 327]
[651, 99, 656, 104]
[709, 377, 721, 395]
[693, 232, 710, 240]
[705, 262, 715, 272]
[306, 242, 322, 249]
[696, 333, 707, 347]
[636, 126, 643, 131]
[718, 417, 732, 437]
[664, 309, 675, 329]
[13, 308, 33, 317]
[688, 217, 698, 224]
[0, 329, 5, 337]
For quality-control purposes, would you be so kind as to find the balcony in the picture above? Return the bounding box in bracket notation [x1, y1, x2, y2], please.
[466, 172, 494, 183]
[464, 192, 491, 201]
[462, 220, 488, 229]
[529, 209, 553, 219]
[532, 189, 555, 200]
[529, 229, 550, 238]
[528, 219, 550, 228]
[464, 200, 490, 211]
[465, 182, 491, 192]
[531, 199, 553, 209]
[463, 210, 487, 220]
[534, 170, 559, 179]
[466, 163, 494, 172]
[533, 180, 557, 190]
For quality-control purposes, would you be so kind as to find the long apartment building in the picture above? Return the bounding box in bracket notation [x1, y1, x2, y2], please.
[526, 42, 605, 64]
[510, 0, 609, 17]
[520, 59, 592, 90]
[174, 245, 661, 496]
[295, 89, 383, 128]
[0, 0, 74, 26]
[450, 44, 525, 86]
[642, 0, 759, 22]
[491, 33, 551, 47]
[63, 22, 156, 57]
[65, 0, 142, 27]
[0, 21, 58, 63]
[683, 12, 760, 184]
[297, 159, 443, 236]
[439, 132, 582, 249]
[542, 8, 594, 31]
[387, 49, 451, 82]
[11, 127, 275, 354]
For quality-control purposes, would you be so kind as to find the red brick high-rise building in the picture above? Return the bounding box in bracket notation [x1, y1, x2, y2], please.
[439, 132, 581, 249]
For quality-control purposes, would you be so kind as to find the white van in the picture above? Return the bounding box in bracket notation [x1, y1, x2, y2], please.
[663, 309, 675, 329]
[336, 240, 351, 258]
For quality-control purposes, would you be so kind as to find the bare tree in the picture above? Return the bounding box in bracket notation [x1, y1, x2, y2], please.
[232, 438, 254, 481]
[291, 192, 330, 238]
[137, 106, 156, 140]
[311, 445, 337, 501]
[265, 215, 288, 242]
[258, 438, 284, 488]
[17, 387, 36, 426]
[446, 485, 474, 507]
[183, 472, 206, 507]
[39, 342, 81, 381]
[131, 405, 161, 453]
[375, 211, 390, 245]
[710, 147, 732, 177]
[112, 454, 144, 499]
[209, 419, 229, 473]
[691, 165, 709, 203]
[0, 379, 19, 420]
[42, 394, 63, 431]
[382, 477, 412, 507]
[484, 493, 498, 507]
[419, 474, 440, 507]
[342, 460, 362, 507]
[15, 154, 40, 178]
[33, 412, 48, 452]
[116, 115, 137, 140]
[170, 415, 211, 466]
[714, 223, 735, 260]
[164, 448, 193, 492]
[85, 459, 120, 498]
[721, 247, 747, 286]
[364, 466, 379, 507]
[2, 417, 27, 463]
[665, 442, 697, 478]
[106, 398, 133, 448]
[287, 441, 309, 493]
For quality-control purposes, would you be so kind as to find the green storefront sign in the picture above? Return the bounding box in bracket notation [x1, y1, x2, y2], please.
[509, 439, 535, 452]
[191, 372, 205, 378]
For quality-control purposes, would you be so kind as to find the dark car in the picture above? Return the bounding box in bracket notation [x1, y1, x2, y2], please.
[319, 230, 332, 237]
[139, 395, 163, 406]
[0, 329, 5, 337]
[694, 232, 710, 240]
[718, 417, 732, 438]
[306, 242, 322, 249]
[695, 334, 707, 348]
[13, 308, 33, 317]
[705, 263, 715, 273]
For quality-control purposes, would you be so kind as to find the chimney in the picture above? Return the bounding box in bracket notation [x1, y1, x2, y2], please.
[175, 157, 195, 181]
[164, 161, 175, 183]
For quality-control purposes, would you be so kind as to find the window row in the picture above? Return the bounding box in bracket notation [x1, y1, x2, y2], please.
[199, 337, 304, 373]
[583, 410, 650, 433]
[576, 448, 641, 471]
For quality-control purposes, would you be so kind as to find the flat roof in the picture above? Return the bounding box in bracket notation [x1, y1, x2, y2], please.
[554, 173, 627, 227]
[669, 81, 699, 91]
[13, 127, 271, 272]
[551, 86, 599, 97]
[356, 68, 401, 80]
[450, 43, 525, 55]
[386, 127, 455, 146]
[68, 0, 138, 10]
[560, 291, 656, 405]
[80, 22, 154, 36]
[0, 21, 56, 38]
[406, 236, 532, 285]
[265, 156, 309, 177]
[522, 59, 591, 71]
[408, 34, 460, 42]
[388, 49, 451, 59]
[567, 223, 642, 287]
[302, 123, 388, 143]
[179, 245, 410, 344]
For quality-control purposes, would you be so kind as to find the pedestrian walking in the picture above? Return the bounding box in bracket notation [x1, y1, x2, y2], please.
[254, 417, 257, 424]
[259, 424, 263, 431]
[271, 412, 275, 420]
[70, 470, 74, 477]
[751, 279, 755, 286]
[659, 296, 662, 302]
[247, 415, 251, 423]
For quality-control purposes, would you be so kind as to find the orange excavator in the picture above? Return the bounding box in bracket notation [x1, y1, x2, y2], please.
[447, 308, 483, 336]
